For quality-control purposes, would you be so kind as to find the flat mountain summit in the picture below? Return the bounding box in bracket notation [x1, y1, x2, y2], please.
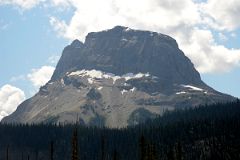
[52, 26, 202, 86]
[2, 26, 234, 127]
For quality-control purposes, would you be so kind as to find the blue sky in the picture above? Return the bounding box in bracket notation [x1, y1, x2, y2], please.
[0, 0, 240, 120]
[0, 5, 67, 96]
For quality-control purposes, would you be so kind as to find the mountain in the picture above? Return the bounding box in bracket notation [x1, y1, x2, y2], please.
[2, 26, 234, 127]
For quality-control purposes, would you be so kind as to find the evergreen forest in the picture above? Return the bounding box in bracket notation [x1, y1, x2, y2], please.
[0, 100, 239, 160]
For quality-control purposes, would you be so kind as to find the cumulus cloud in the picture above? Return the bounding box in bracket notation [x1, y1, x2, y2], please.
[50, 0, 71, 8]
[10, 64, 56, 97]
[0, 0, 45, 10]
[200, 0, 240, 31]
[1, 0, 240, 74]
[49, 0, 201, 41]
[27, 66, 55, 88]
[49, 16, 68, 38]
[46, 0, 240, 74]
[0, 84, 25, 120]
[177, 28, 240, 73]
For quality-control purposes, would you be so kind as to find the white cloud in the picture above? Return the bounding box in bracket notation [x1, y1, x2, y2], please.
[9, 64, 56, 97]
[200, 0, 240, 31]
[1, 0, 240, 74]
[0, 0, 45, 10]
[0, 84, 25, 121]
[46, 0, 240, 74]
[50, 0, 71, 7]
[177, 28, 240, 73]
[49, 16, 68, 38]
[27, 66, 55, 88]
[49, 0, 201, 41]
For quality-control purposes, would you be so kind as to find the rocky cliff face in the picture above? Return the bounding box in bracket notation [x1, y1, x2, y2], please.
[52, 26, 202, 87]
[2, 26, 234, 127]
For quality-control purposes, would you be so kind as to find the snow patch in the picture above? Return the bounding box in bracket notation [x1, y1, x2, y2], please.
[176, 91, 187, 95]
[69, 70, 122, 84]
[97, 87, 103, 90]
[121, 38, 128, 42]
[121, 89, 128, 95]
[103, 73, 120, 84]
[125, 27, 131, 32]
[68, 70, 153, 84]
[61, 79, 65, 85]
[69, 70, 103, 78]
[87, 78, 94, 84]
[182, 85, 203, 91]
[122, 73, 148, 81]
[130, 87, 136, 92]
[152, 76, 158, 79]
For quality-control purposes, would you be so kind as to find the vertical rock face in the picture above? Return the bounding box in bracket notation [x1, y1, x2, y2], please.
[51, 26, 202, 86]
[2, 26, 234, 127]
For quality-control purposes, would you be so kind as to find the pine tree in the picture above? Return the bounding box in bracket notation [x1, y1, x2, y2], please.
[139, 135, 146, 160]
[175, 142, 183, 160]
[50, 141, 54, 160]
[101, 135, 105, 160]
[72, 128, 78, 160]
[147, 143, 157, 160]
[112, 149, 118, 160]
[6, 145, 9, 160]
[145, 143, 150, 160]
[21, 151, 24, 160]
[236, 98, 240, 104]
[167, 145, 175, 160]
[35, 150, 39, 160]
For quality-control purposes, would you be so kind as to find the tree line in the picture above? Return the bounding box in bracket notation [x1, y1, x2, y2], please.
[0, 100, 239, 160]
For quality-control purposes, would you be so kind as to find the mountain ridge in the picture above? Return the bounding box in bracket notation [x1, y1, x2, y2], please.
[2, 26, 235, 127]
